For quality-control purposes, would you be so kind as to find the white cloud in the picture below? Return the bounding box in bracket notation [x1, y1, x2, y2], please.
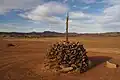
[73, 5, 77, 8]
[106, 0, 120, 5]
[81, 0, 96, 4]
[20, 1, 68, 24]
[1, 0, 120, 33]
[63, 0, 68, 3]
[0, 23, 33, 32]
[94, 5, 120, 24]
[68, 1, 120, 33]
[69, 11, 92, 20]
[81, 6, 90, 10]
[0, 0, 42, 14]
[19, 0, 120, 33]
[104, 5, 120, 22]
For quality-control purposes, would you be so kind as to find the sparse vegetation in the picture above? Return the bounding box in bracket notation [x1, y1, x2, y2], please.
[0, 32, 120, 38]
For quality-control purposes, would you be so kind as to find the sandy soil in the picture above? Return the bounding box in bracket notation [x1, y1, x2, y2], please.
[0, 36, 120, 80]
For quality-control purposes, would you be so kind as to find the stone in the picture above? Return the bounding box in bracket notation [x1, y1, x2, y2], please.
[7, 43, 15, 47]
[88, 60, 92, 68]
[106, 61, 118, 68]
[71, 64, 77, 68]
[46, 41, 89, 73]
[60, 67, 73, 73]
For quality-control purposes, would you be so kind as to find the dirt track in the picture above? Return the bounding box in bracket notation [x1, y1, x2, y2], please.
[0, 37, 120, 80]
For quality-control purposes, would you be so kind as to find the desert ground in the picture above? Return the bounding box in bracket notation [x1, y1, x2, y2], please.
[0, 36, 120, 80]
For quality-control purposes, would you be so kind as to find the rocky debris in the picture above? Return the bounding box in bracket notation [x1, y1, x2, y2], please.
[46, 41, 90, 73]
[59, 67, 73, 73]
[7, 43, 15, 47]
[105, 61, 119, 68]
[88, 60, 92, 68]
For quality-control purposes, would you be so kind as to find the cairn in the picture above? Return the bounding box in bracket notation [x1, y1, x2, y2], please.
[44, 13, 90, 73]
[45, 41, 90, 73]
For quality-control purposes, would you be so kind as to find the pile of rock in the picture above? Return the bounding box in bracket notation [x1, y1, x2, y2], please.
[7, 43, 15, 47]
[46, 41, 90, 73]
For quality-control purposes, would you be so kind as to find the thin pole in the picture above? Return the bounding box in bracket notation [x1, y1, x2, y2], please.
[66, 12, 69, 42]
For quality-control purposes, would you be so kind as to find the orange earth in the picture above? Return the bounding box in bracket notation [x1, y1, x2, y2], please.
[0, 36, 120, 80]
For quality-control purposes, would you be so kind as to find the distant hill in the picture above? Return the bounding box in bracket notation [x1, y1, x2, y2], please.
[101, 32, 120, 36]
[0, 31, 120, 38]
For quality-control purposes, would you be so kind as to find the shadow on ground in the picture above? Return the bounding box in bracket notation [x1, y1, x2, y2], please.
[88, 56, 112, 69]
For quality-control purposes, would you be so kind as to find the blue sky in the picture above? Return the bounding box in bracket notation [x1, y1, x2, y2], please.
[0, 0, 120, 33]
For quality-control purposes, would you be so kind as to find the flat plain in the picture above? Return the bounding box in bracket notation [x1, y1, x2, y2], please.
[0, 36, 120, 80]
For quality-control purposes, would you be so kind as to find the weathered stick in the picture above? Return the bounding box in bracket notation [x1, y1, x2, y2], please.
[66, 12, 69, 42]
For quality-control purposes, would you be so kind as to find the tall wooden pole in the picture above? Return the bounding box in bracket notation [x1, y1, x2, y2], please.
[66, 12, 69, 42]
